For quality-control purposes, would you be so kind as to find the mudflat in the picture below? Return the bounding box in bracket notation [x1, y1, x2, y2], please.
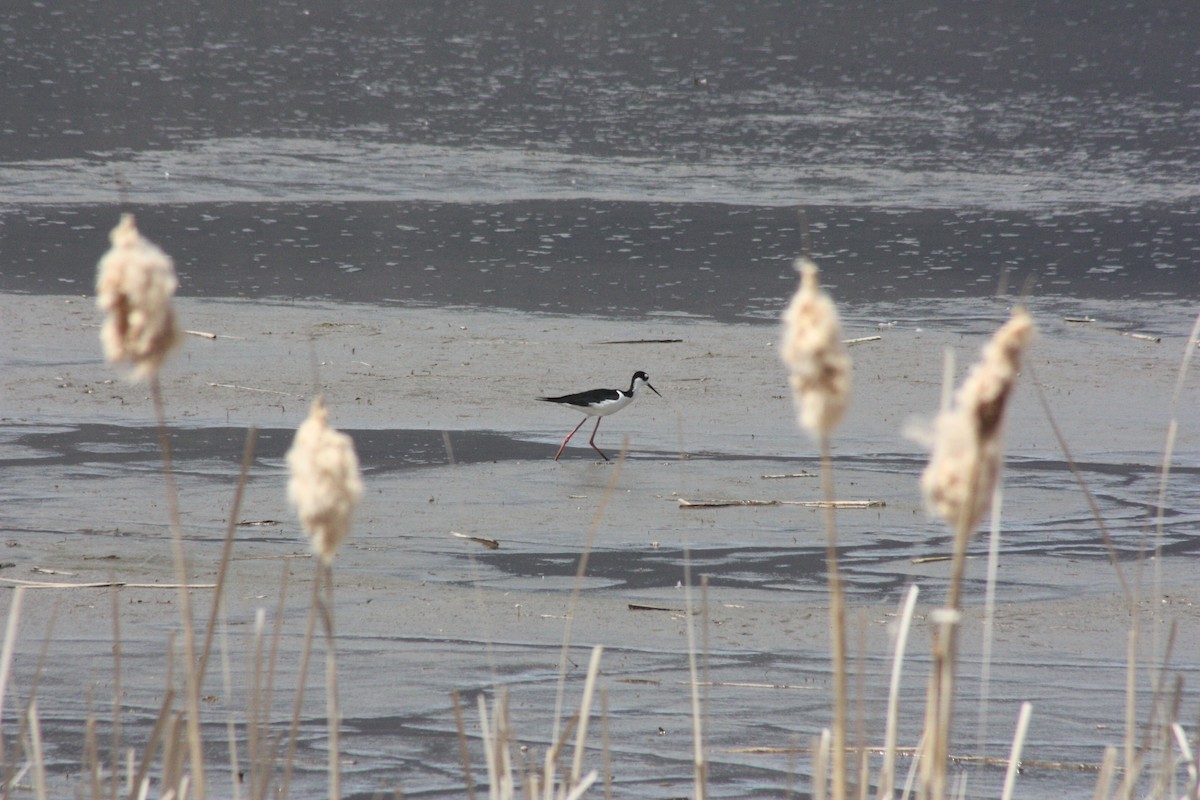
[2, 292, 1197, 798]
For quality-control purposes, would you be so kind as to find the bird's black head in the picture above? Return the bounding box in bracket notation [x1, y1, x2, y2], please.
[631, 371, 662, 397]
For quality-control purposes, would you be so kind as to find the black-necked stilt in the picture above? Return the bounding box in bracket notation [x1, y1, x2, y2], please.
[538, 371, 662, 461]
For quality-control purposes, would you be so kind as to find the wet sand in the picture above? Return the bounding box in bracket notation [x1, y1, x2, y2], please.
[2, 292, 1198, 798]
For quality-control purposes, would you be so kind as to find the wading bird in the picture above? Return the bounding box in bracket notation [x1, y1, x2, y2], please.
[538, 371, 661, 461]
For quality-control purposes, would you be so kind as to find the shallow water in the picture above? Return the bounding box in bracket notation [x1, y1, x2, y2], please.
[6, 420, 1197, 595]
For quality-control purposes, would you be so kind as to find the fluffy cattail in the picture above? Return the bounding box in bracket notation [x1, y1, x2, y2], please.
[921, 309, 1036, 533]
[95, 214, 183, 380]
[287, 397, 363, 564]
[780, 258, 852, 438]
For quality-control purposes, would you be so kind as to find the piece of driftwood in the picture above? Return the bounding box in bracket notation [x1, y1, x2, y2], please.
[910, 555, 977, 564]
[1119, 331, 1161, 343]
[678, 680, 817, 691]
[843, 335, 882, 346]
[598, 338, 683, 345]
[678, 498, 885, 509]
[450, 531, 499, 550]
[725, 745, 1099, 771]
[208, 382, 291, 395]
[761, 472, 817, 479]
[0, 578, 217, 590]
[627, 603, 693, 614]
[185, 329, 246, 340]
[1062, 317, 1160, 343]
[237, 519, 281, 527]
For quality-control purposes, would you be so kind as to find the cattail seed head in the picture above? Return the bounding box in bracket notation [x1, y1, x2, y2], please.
[780, 258, 852, 438]
[921, 309, 1036, 533]
[287, 397, 363, 564]
[95, 214, 183, 380]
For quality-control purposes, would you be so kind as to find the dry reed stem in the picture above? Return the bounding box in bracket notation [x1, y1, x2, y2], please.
[84, 688, 100, 799]
[975, 482, 1003, 756]
[551, 440, 625, 756]
[247, 610, 268, 800]
[601, 688, 613, 800]
[26, 699, 46, 800]
[1026, 363, 1131, 604]
[216, 619, 242, 800]
[95, 214, 183, 381]
[569, 647, 604, 788]
[252, 564, 290, 800]
[1146, 313, 1200, 790]
[1121, 626, 1139, 799]
[1170, 723, 1197, 795]
[1093, 746, 1119, 800]
[196, 428, 257, 692]
[920, 608, 962, 800]
[0, 585, 24, 785]
[318, 562, 342, 800]
[106, 585, 122, 800]
[879, 585, 919, 800]
[683, 558, 707, 800]
[477, 690, 506, 799]
[1000, 702, 1033, 800]
[150, 377, 207, 800]
[451, 690, 478, 800]
[813, 729, 831, 800]
[131, 685, 176, 800]
[279, 566, 323, 800]
[820, 435, 849, 800]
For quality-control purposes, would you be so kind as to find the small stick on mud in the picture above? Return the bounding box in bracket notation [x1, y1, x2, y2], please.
[598, 338, 683, 345]
[1062, 317, 1160, 343]
[0, 578, 217, 590]
[677, 498, 885, 509]
[450, 531, 500, 550]
[209, 382, 291, 395]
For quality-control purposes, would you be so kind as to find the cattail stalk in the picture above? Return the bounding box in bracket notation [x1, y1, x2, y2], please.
[285, 396, 362, 800]
[95, 214, 203, 797]
[918, 308, 1035, 799]
[780, 257, 852, 800]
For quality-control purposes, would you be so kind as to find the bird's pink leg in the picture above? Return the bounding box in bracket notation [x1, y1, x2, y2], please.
[587, 417, 609, 461]
[553, 418, 589, 461]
